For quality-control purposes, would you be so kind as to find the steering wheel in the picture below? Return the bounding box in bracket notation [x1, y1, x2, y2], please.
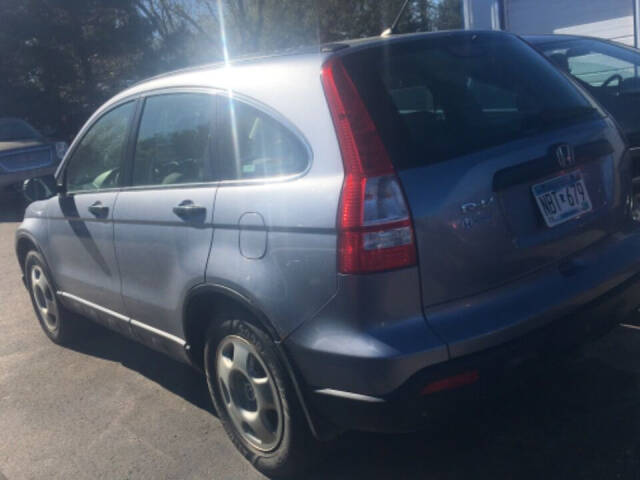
[601, 74, 624, 93]
[93, 167, 120, 189]
[107, 168, 120, 187]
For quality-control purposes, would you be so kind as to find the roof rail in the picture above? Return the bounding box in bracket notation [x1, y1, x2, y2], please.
[127, 45, 327, 90]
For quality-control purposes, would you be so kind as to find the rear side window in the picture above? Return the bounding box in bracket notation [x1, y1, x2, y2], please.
[132, 93, 216, 187]
[537, 38, 640, 87]
[215, 98, 308, 181]
[569, 53, 633, 86]
[342, 33, 601, 169]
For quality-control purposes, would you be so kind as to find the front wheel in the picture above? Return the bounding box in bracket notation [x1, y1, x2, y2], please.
[204, 318, 319, 478]
[25, 250, 79, 345]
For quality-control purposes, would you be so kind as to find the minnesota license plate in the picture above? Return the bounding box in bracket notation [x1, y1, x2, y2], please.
[532, 171, 592, 227]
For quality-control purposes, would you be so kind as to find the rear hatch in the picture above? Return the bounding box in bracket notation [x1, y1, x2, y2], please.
[340, 31, 631, 307]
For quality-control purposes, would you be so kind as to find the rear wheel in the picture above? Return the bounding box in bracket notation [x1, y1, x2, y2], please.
[25, 250, 78, 345]
[204, 318, 318, 478]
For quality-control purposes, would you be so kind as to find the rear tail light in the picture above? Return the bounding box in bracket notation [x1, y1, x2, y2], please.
[322, 57, 417, 274]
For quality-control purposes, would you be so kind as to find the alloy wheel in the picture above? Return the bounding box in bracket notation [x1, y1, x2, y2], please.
[30, 265, 58, 332]
[216, 335, 284, 452]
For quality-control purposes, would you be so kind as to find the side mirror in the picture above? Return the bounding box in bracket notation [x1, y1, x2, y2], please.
[621, 77, 640, 96]
[22, 176, 58, 203]
[56, 174, 66, 196]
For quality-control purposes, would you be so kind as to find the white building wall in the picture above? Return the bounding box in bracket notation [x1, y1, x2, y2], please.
[505, 0, 635, 45]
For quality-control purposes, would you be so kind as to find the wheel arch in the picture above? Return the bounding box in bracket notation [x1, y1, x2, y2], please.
[182, 282, 329, 440]
[182, 283, 280, 369]
[15, 231, 44, 279]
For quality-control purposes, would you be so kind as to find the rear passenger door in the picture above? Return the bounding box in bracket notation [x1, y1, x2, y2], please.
[205, 96, 338, 338]
[112, 91, 217, 351]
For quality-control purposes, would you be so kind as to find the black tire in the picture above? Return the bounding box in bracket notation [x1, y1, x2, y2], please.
[204, 318, 319, 478]
[24, 250, 79, 345]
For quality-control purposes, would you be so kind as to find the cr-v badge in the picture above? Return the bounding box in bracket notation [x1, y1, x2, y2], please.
[461, 196, 495, 214]
[460, 196, 495, 229]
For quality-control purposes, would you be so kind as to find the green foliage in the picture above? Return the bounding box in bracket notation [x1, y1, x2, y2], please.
[0, 0, 462, 140]
[0, 0, 157, 139]
[437, 0, 464, 30]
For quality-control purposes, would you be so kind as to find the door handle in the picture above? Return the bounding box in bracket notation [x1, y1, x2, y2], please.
[173, 200, 206, 218]
[88, 201, 109, 217]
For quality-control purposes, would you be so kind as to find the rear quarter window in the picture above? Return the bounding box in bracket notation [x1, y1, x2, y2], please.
[341, 32, 601, 170]
[215, 98, 309, 181]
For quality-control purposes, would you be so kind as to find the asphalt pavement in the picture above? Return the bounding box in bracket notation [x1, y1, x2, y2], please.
[2, 192, 640, 479]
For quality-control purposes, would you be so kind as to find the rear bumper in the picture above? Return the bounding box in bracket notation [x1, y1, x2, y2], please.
[0, 166, 57, 190]
[284, 227, 640, 432]
[309, 273, 637, 432]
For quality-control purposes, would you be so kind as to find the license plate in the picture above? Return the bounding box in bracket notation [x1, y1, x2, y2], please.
[532, 171, 592, 227]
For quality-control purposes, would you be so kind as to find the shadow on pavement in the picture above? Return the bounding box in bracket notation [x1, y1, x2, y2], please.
[62, 315, 640, 479]
[310, 346, 640, 480]
[66, 320, 215, 415]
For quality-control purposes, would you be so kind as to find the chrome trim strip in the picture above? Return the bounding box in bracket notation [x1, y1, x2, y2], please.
[620, 323, 640, 331]
[57, 291, 186, 346]
[314, 388, 385, 403]
[130, 318, 186, 346]
[58, 291, 129, 322]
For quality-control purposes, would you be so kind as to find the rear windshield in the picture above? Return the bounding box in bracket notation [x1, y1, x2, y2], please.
[341, 32, 601, 169]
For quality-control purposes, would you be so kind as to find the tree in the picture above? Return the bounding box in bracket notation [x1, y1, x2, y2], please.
[0, 0, 463, 140]
[0, 0, 158, 139]
[167, 0, 431, 56]
[436, 0, 463, 30]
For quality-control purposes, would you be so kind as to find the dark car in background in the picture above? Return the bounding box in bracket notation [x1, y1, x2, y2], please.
[525, 35, 640, 185]
[0, 118, 67, 195]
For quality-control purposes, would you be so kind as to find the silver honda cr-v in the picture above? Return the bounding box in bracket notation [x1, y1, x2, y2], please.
[16, 30, 640, 477]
